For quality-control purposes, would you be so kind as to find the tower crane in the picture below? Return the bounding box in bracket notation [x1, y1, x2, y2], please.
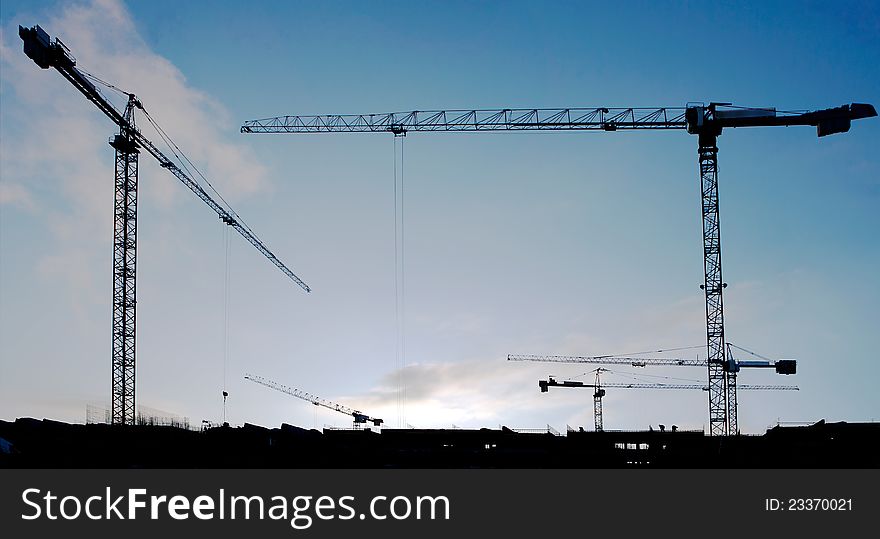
[512, 342, 796, 433]
[241, 102, 875, 436]
[244, 374, 384, 427]
[540, 370, 798, 432]
[19, 25, 311, 426]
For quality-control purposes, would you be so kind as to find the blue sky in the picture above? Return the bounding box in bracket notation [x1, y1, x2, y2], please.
[1, 0, 878, 433]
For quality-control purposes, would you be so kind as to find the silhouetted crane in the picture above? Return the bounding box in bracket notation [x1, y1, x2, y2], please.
[244, 374, 383, 427]
[539, 367, 798, 432]
[512, 342, 797, 433]
[241, 102, 875, 435]
[19, 24, 311, 425]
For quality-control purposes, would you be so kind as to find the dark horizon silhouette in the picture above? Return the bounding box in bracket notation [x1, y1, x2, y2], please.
[2, 417, 878, 469]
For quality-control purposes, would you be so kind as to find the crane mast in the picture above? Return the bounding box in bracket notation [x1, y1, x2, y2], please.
[696, 120, 727, 436]
[20, 24, 311, 426]
[593, 369, 606, 431]
[243, 101, 875, 435]
[109, 94, 141, 424]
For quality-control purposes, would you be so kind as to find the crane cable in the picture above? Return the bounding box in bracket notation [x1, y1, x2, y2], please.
[222, 224, 231, 424]
[611, 369, 704, 385]
[79, 69, 128, 98]
[393, 137, 398, 427]
[607, 344, 705, 357]
[84, 66, 264, 243]
[728, 342, 774, 362]
[571, 368, 703, 385]
[139, 108, 252, 235]
[400, 135, 406, 428]
[393, 135, 407, 428]
[393, 136, 400, 427]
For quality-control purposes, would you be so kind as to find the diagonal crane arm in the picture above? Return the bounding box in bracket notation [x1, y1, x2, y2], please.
[245, 374, 383, 426]
[20, 25, 310, 292]
[134, 135, 311, 292]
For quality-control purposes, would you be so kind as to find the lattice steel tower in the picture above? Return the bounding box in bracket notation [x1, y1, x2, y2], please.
[109, 95, 141, 425]
[695, 113, 728, 436]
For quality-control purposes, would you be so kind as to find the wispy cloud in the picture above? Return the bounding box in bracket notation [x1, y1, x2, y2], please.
[0, 0, 268, 305]
[340, 358, 587, 428]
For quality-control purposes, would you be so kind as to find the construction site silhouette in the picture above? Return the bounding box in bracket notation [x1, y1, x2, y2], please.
[1, 418, 877, 468]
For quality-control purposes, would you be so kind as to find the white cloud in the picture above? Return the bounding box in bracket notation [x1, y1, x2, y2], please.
[0, 0, 269, 306]
[341, 357, 587, 428]
[1, 0, 267, 210]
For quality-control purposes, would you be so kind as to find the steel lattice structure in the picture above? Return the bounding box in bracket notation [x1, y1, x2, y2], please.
[509, 354, 706, 367]
[245, 100, 875, 435]
[110, 95, 140, 425]
[245, 374, 383, 426]
[593, 370, 605, 432]
[242, 107, 688, 134]
[697, 123, 728, 436]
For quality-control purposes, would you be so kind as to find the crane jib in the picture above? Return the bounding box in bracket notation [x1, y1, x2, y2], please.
[242, 104, 876, 137]
[244, 374, 383, 427]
